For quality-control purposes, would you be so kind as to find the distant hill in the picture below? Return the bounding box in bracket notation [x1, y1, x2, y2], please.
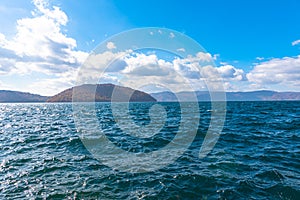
[47, 84, 157, 102]
[151, 90, 300, 101]
[1, 86, 300, 103]
[0, 90, 48, 103]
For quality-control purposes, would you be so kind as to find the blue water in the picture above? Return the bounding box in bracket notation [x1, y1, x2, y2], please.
[0, 101, 299, 199]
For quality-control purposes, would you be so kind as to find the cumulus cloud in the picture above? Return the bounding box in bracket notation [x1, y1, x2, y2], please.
[217, 65, 246, 81]
[82, 49, 300, 92]
[75, 49, 221, 92]
[0, 0, 88, 94]
[77, 50, 130, 84]
[0, 0, 88, 95]
[173, 58, 201, 79]
[122, 53, 172, 76]
[247, 55, 300, 90]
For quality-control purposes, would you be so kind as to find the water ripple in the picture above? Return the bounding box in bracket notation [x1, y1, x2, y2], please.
[0, 102, 299, 199]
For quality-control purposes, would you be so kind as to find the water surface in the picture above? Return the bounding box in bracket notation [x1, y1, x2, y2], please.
[0, 101, 299, 199]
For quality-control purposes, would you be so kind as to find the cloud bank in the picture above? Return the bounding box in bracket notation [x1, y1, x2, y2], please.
[0, 0, 87, 95]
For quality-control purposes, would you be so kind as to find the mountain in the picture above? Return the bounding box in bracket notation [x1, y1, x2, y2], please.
[1, 86, 300, 103]
[0, 90, 48, 103]
[47, 84, 157, 102]
[151, 90, 300, 101]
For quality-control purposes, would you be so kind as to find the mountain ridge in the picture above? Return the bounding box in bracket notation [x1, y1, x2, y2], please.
[0, 90, 48, 103]
[151, 90, 300, 101]
[1, 86, 300, 103]
[47, 84, 157, 102]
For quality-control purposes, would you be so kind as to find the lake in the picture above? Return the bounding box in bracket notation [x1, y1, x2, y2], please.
[0, 101, 299, 199]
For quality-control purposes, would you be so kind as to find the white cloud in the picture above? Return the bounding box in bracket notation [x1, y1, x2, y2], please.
[173, 52, 213, 64]
[176, 48, 185, 52]
[256, 57, 264, 61]
[0, 80, 10, 90]
[169, 32, 175, 38]
[199, 65, 221, 80]
[292, 39, 300, 46]
[122, 53, 172, 76]
[106, 41, 116, 50]
[247, 55, 300, 90]
[213, 54, 220, 60]
[78, 50, 221, 92]
[82, 50, 300, 92]
[0, 33, 6, 46]
[0, 1, 88, 74]
[77, 50, 129, 84]
[195, 52, 213, 62]
[217, 65, 246, 81]
[28, 69, 78, 96]
[173, 58, 201, 79]
[6, 1, 73, 60]
[119, 51, 228, 91]
[0, 0, 88, 94]
[220, 61, 228, 65]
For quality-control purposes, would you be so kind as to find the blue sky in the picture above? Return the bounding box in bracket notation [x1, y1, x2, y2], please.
[0, 0, 300, 95]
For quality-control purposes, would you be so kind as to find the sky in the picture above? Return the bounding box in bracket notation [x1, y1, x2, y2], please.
[0, 0, 300, 95]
